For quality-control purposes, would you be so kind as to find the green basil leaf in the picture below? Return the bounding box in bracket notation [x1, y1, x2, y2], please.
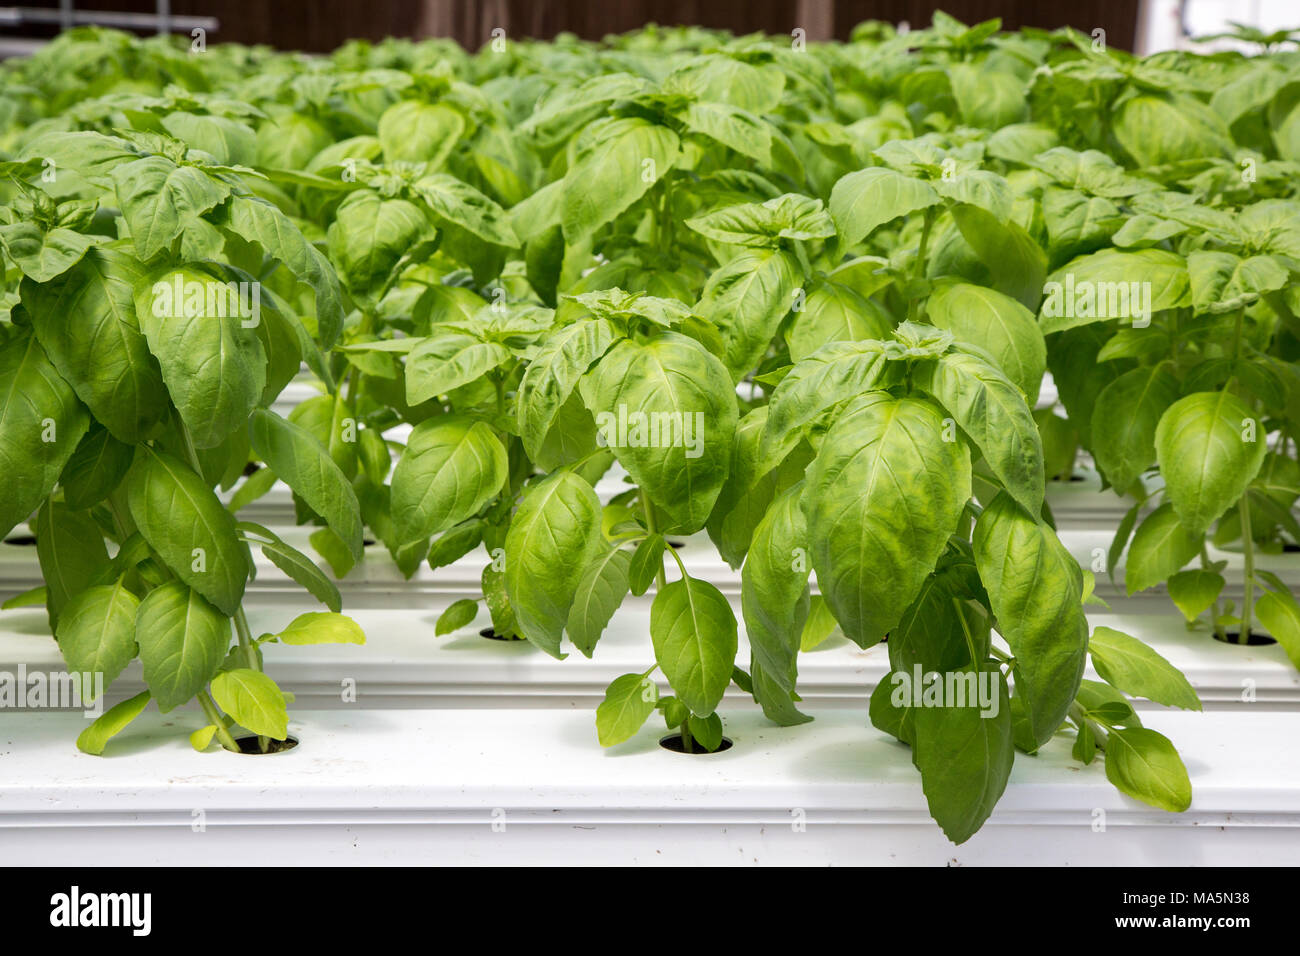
[1155, 390, 1267, 537]
[405, 332, 510, 406]
[76, 690, 151, 756]
[1104, 726, 1193, 812]
[0, 331, 89, 539]
[924, 281, 1045, 401]
[136, 267, 266, 449]
[829, 167, 941, 246]
[596, 673, 659, 747]
[435, 598, 479, 636]
[135, 581, 229, 712]
[628, 533, 666, 597]
[579, 332, 737, 533]
[259, 537, 342, 613]
[1254, 589, 1300, 669]
[35, 500, 109, 626]
[741, 483, 809, 697]
[805, 393, 971, 648]
[277, 611, 365, 645]
[1124, 502, 1200, 595]
[125, 446, 248, 616]
[391, 416, 509, 545]
[1089, 625, 1201, 710]
[650, 575, 738, 716]
[920, 346, 1044, 515]
[973, 492, 1088, 748]
[503, 472, 602, 658]
[1166, 569, 1225, 624]
[567, 546, 632, 657]
[516, 318, 619, 463]
[1091, 362, 1180, 495]
[249, 408, 362, 560]
[211, 668, 288, 739]
[561, 118, 679, 239]
[695, 247, 803, 381]
[56, 578, 140, 701]
[112, 155, 230, 261]
[61, 423, 134, 510]
[913, 664, 1014, 845]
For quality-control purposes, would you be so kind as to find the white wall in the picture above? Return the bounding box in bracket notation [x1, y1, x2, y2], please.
[1138, 0, 1300, 54]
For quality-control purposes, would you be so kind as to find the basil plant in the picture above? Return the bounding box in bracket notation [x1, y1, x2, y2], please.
[0, 129, 366, 754]
[734, 321, 1199, 841]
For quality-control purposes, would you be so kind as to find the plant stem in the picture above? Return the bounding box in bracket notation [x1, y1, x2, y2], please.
[908, 207, 936, 322]
[234, 608, 259, 670]
[680, 719, 693, 754]
[1239, 496, 1255, 643]
[1201, 544, 1225, 638]
[639, 489, 667, 590]
[1067, 702, 1107, 754]
[199, 690, 241, 752]
[953, 598, 979, 668]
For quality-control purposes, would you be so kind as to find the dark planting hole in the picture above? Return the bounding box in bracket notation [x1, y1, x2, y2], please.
[1283, 542, 1300, 554]
[479, 627, 523, 642]
[1049, 473, 1087, 483]
[1214, 630, 1277, 647]
[3, 535, 36, 546]
[242, 462, 261, 477]
[659, 734, 733, 754]
[363, 538, 376, 547]
[233, 735, 299, 754]
[667, 540, 686, 549]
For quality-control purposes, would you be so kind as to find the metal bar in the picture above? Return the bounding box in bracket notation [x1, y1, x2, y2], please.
[0, 7, 216, 31]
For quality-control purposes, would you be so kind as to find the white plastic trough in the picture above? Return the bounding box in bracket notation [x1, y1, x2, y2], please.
[3, 523, 1296, 608]
[1, 596, 1295, 710]
[0, 707, 1295, 865]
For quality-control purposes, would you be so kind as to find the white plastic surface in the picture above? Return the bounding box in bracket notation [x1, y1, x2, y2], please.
[2, 597, 1294, 709]
[0, 707, 1296, 865]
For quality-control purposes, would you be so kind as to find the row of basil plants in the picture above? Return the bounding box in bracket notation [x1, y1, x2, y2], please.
[2, 14, 1298, 841]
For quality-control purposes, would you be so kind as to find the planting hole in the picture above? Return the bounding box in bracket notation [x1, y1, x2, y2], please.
[3, 535, 37, 546]
[667, 540, 686, 550]
[479, 627, 523, 642]
[363, 538, 376, 547]
[659, 734, 733, 754]
[242, 461, 260, 477]
[1214, 630, 1277, 647]
[233, 735, 299, 754]
[1283, 542, 1300, 554]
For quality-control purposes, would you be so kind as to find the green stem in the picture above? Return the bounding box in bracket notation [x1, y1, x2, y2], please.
[1201, 544, 1225, 638]
[953, 598, 979, 668]
[908, 207, 936, 322]
[234, 609, 259, 671]
[199, 690, 240, 752]
[913, 208, 935, 280]
[640, 490, 667, 590]
[1239, 496, 1255, 643]
[1067, 702, 1108, 754]
[680, 719, 693, 754]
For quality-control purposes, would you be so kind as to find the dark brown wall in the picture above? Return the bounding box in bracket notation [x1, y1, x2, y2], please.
[4, 1, 1138, 52]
